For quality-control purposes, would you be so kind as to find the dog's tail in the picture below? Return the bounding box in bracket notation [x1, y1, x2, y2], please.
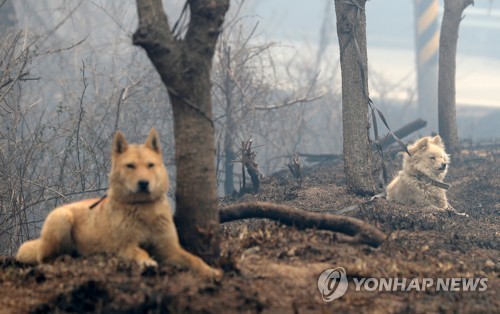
[16, 240, 41, 264]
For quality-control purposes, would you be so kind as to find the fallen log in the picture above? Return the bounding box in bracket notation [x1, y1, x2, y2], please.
[219, 201, 386, 248]
[371, 118, 427, 150]
[298, 119, 427, 162]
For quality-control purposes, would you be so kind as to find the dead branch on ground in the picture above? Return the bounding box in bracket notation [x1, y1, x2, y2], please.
[296, 119, 427, 163]
[220, 201, 386, 248]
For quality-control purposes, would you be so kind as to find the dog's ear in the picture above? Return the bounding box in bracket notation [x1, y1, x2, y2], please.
[145, 128, 161, 154]
[416, 137, 430, 151]
[409, 137, 429, 155]
[113, 131, 128, 155]
[430, 135, 445, 148]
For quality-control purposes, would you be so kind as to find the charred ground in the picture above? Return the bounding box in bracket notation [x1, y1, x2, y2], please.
[1, 148, 498, 313]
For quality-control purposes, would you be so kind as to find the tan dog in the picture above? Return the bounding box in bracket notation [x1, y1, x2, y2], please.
[16, 129, 222, 279]
[387, 135, 451, 211]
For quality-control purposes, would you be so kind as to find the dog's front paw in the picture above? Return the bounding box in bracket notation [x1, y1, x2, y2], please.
[140, 258, 158, 269]
[139, 258, 159, 276]
[446, 206, 469, 217]
[200, 266, 223, 281]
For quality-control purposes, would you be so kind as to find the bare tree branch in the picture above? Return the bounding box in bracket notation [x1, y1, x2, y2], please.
[254, 94, 324, 111]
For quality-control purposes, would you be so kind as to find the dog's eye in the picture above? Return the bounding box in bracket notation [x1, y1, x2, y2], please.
[126, 163, 136, 169]
[429, 156, 436, 160]
[147, 163, 154, 169]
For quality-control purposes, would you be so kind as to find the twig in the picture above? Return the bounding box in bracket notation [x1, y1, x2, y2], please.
[76, 60, 88, 193]
[114, 88, 126, 133]
[0, 45, 29, 106]
[20, 187, 108, 212]
[14, 176, 71, 204]
[254, 94, 324, 110]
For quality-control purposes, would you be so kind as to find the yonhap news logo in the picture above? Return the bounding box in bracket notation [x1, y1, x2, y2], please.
[317, 266, 488, 302]
[351, 277, 488, 292]
[317, 267, 348, 302]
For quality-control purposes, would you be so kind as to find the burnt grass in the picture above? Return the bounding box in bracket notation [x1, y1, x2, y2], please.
[1, 149, 498, 313]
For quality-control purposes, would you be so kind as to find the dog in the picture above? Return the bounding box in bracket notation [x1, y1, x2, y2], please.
[386, 135, 452, 211]
[16, 129, 222, 279]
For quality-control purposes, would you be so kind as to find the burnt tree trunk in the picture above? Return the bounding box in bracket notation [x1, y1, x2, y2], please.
[334, 0, 375, 195]
[133, 0, 229, 263]
[223, 46, 236, 195]
[438, 0, 473, 158]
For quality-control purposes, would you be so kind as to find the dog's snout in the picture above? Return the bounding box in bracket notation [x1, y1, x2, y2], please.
[138, 180, 149, 192]
[439, 163, 447, 170]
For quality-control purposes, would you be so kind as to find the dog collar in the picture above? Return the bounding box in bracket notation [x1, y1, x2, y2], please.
[89, 194, 108, 209]
[88, 194, 159, 209]
[414, 173, 450, 190]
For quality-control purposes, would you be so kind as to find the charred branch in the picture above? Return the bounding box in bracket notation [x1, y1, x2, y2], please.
[371, 118, 427, 150]
[239, 140, 261, 194]
[219, 201, 386, 248]
[296, 119, 427, 163]
[287, 154, 302, 187]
